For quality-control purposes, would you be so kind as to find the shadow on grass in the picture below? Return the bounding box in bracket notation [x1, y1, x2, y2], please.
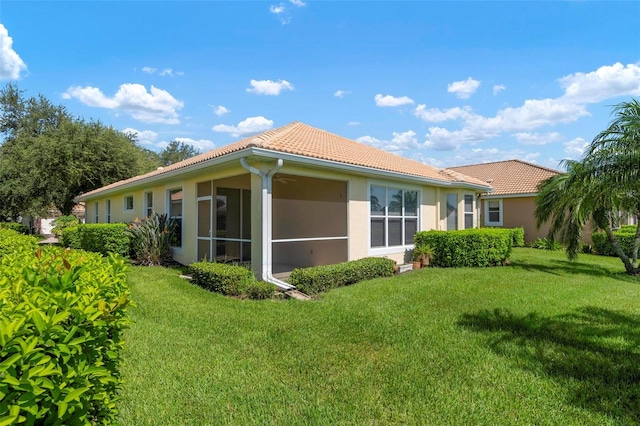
[510, 258, 638, 282]
[458, 307, 640, 424]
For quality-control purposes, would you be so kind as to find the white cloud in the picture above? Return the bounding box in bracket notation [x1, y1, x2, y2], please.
[513, 132, 563, 146]
[493, 84, 506, 95]
[374, 94, 415, 107]
[63, 83, 184, 124]
[213, 105, 229, 116]
[247, 79, 294, 95]
[0, 24, 27, 80]
[347, 121, 360, 126]
[160, 68, 173, 76]
[357, 130, 419, 153]
[447, 77, 481, 99]
[443, 148, 541, 168]
[270, 4, 285, 14]
[563, 137, 588, 159]
[122, 128, 159, 146]
[141, 66, 157, 74]
[212, 116, 274, 137]
[413, 105, 473, 122]
[175, 137, 215, 152]
[559, 62, 640, 104]
[289, 0, 306, 6]
[334, 90, 350, 98]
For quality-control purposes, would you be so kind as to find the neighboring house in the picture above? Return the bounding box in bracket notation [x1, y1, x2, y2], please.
[449, 160, 560, 243]
[76, 122, 490, 290]
[38, 204, 86, 235]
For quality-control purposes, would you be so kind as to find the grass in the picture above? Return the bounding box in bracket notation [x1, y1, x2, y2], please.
[118, 248, 640, 425]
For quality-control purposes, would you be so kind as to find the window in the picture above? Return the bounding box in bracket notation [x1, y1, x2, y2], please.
[370, 185, 418, 249]
[464, 195, 474, 229]
[94, 202, 99, 223]
[124, 195, 134, 211]
[144, 191, 153, 217]
[446, 193, 458, 230]
[106, 199, 111, 223]
[168, 188, 183, 247]
[485, 199, 503, 226]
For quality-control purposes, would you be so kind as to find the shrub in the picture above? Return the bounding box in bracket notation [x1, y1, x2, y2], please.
[0, 228, 38, 259]
[127, 213, 178, 266]
[246, 281, 277, 300]
[592, 226, 637, 257]
[189, 262, 255, 296]
[414, 229, 513, 268]
[530, 237, 563, 251]
[0, 245, 132, 424]
[0, 221, 28, 234]
[288, 257, 395, 295]
[51, 215, 80, 237]
[510, 227, 525, 247]
[60, 223, 131, 257]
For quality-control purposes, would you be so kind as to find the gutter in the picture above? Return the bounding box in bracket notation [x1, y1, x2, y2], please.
[240, 157, 295, 291]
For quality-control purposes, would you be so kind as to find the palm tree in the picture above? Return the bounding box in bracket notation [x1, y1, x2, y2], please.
[536, 99, 640, 275]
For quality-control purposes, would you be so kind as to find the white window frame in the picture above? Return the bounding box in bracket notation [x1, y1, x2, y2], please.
[106, 199, 111, 223]
[368, 183, 420, 255]
[464, 194, 474, 229]
[94, 201, 99, 223]
[124, 195, 134, 212]
[484, 198, 503, 226]
[144, 191, 154, 218]
[167, 187, 183, 251]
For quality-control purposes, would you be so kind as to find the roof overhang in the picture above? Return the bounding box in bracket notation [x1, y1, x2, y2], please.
[481, 192, 538, 199]
[75, 147, 492, 201]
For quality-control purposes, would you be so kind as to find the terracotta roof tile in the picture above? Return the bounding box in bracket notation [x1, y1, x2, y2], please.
[79, 122, 491, 198]
[449, 159, 560, 196]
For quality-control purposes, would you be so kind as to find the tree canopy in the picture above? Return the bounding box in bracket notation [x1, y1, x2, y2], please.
[535, 99, 640, 275]
[159, 140, 201, 166]
[0, 84, 160, 218]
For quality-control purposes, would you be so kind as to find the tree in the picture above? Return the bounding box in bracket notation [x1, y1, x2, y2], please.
[535, 99, 640, 275]
[159, 140, 200, 166]
[0, 84, 160, 217]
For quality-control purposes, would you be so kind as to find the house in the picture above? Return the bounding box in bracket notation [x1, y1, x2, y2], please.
[449, 160, 560, 243]
[76, 122, 491, 290]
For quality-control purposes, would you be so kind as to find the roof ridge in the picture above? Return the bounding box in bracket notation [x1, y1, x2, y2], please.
[451, 159, 561, 174]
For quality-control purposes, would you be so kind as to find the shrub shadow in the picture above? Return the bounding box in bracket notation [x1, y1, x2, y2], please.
[458, 307, 640, 423]
[510, 258, 638, 282]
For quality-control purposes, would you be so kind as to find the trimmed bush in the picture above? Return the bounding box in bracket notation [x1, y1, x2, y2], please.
[246, 281, 277, 300]
[510, 227, 525, 247]
[414, 229, 513, 268]
[0, 221, 28, 234]
[0, 228, 38, 259]
[60, 223, 131, 257]
[189, 262, 255, 296]
[288, 257, 395, 295]
[0, 245, 132, 424]
[592, 226, 638, 257]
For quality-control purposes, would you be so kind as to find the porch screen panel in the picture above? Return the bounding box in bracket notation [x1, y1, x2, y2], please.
[446, 193, 458, 231]
[198, 199, 211, 238]
[197, 239, 210, 262]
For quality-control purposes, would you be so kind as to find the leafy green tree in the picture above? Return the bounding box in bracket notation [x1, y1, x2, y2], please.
[0, 84, 160, 217]
[536, 99, 640, 275]
[159, 140, 200, 166]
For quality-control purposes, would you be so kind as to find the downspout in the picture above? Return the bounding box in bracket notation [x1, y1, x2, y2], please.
[240, 157, 295, 291]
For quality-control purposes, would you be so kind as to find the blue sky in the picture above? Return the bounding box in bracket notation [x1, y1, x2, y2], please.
[1, 1, 639, 170]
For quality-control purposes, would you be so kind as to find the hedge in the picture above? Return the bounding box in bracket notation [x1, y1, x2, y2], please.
[0, 222, 28, 234]
[0, 228, 38, 259]
[60, 223, 131, 257]
[188, 262, 256, 296]
[510, 227, 525, 247]
[0, 244, 132, 424]
[288, 257, 395, 295]
[414, 228, 513, 268]
[592, 226, 638, 258]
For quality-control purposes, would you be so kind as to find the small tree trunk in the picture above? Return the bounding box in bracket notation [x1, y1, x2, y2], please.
[603, 225, 636, 274]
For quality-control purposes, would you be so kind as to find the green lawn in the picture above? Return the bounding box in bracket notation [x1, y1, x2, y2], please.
[118, 248, 640, 425]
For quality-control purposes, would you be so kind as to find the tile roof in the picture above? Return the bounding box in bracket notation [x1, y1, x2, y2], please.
[78, 121, 490, 198]
[449, 159, 560, 196]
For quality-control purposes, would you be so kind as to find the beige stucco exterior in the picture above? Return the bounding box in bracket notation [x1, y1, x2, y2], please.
[83, 156, 483, 275]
